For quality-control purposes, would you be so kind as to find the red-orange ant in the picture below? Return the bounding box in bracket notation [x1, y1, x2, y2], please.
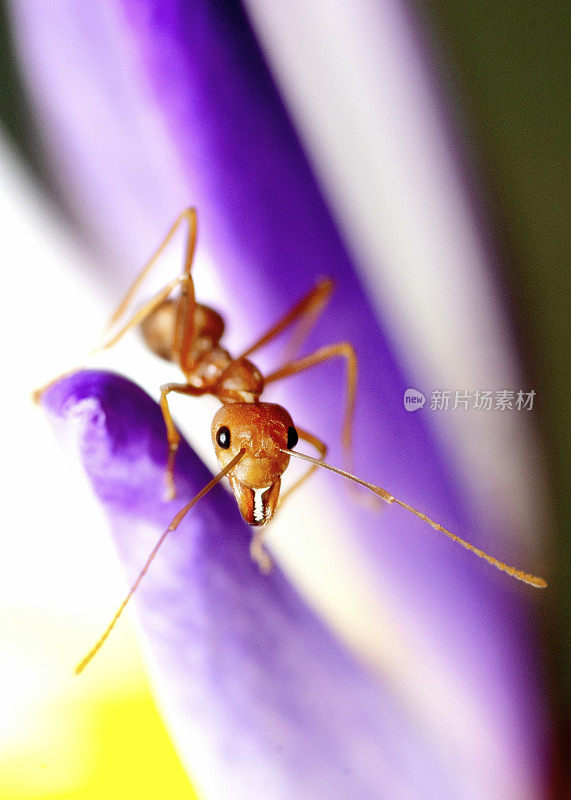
[38, 208, 545, 674]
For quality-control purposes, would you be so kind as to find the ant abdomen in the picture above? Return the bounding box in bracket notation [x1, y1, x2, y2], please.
[141, 300, 225, 364]
[140, 298, 177, 361]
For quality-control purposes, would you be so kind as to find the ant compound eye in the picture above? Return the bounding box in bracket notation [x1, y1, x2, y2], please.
[216, 426, 231, 449]
[287, 426, 299, 450]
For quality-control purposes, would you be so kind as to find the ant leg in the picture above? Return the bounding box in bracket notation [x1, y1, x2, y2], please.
[250, 530, 273, 574]
[265, 342, 357, 469]
[159, 382, 203, 500]
[34, 211, 198, 403]
[173, 266, 197, 377]
[104, 208, 197, 335]
[96, 274, 190, 352]
[251, 430, 326, 572]
[239, 278, 334, 363]
[32, 276, 189, 404]
[279, 428, 327, 507]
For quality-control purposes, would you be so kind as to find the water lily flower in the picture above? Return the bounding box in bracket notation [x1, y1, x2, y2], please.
[10, 1, 552, 798]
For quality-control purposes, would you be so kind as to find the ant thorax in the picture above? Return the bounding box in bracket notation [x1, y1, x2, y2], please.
[141, 298, 264, 402]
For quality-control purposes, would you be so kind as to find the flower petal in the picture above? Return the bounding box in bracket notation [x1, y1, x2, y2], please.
[242, 0, 548, 555]
[86, 7, 550, 794]
[42, 370, 461, 800]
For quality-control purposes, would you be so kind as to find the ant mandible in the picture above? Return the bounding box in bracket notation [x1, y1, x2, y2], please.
[49, 208, 545, 674]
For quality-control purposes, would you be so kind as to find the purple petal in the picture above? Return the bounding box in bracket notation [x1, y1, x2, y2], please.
[42, 370, 461, 800]
[12, 1, 551, 796]
[242, 0, 547, 551]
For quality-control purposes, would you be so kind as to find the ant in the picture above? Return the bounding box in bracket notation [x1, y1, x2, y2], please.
[37, 208, 546, 674]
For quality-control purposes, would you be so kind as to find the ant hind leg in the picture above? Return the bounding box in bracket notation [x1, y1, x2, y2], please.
[105, 208, 197, 335]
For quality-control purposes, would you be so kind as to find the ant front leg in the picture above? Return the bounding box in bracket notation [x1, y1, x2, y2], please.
[159, 382, 202, 500]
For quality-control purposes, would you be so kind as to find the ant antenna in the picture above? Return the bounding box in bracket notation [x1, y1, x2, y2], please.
[281, 448, 547, 589]
[75, 449, 245, 675]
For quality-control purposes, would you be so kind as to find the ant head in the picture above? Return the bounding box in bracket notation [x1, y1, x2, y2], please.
[211, 402, 299, 526]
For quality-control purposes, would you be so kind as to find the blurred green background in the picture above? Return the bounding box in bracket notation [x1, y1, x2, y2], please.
[420, 0, 569, 704]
